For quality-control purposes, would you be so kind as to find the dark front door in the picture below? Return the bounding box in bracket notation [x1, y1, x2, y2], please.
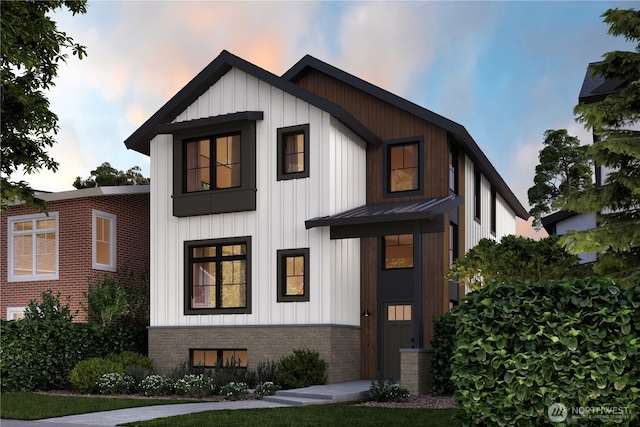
[382, 302, 413, 379]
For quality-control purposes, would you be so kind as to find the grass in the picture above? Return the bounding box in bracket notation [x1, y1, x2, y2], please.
[121, 403, 461, 427]
[0, 392, 199, 420]
[1, 392, 460, 426]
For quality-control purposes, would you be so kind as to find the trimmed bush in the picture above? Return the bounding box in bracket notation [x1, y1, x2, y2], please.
[220, 381, 249, 400]
[276, 348, 327, 389]
[139, 375, 173, 396]
[430, 308, 457, 395]
[70, 358, 124, 394]
[452, 277, 640, 426]
[255, 381, 280, 398]
[369, 377, 410, 402]
[97, 373, 135, 395]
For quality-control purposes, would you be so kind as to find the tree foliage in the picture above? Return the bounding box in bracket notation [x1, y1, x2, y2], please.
[527, 129, 592, 228]
[1, 0, 88, 212]
[445, 235, 585, 291]
[559, 7, 640, 285]
[73, 162, 150, 189]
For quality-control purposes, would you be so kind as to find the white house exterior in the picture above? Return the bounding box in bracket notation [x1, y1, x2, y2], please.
[124, 51, 528, 385]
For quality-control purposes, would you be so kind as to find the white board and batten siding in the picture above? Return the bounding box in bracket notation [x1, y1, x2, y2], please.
[464, 154, 517, 253]
[150, 68, 366, 328]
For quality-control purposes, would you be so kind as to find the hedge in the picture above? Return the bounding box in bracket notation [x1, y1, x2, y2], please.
[452, 277, 639, 426]
[430, 308, 457, 395]
[1, 320, 146, 391]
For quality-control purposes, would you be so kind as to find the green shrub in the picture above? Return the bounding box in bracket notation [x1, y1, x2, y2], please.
[276, 348, 327, 389]
[70, 358, 124, 394]
[255, 360, 280, 384]
[107, 351, 155, 372]
[430, 308, 458, 395]
[255, 381, 280, 398]
[452, 277, 640, 426]
[174, 374, 216, 397]
[97, 372, 135, 394]
[0, 290, 147, 392]
[369, 377, 410, 402]
[139, 374, 173, 396]
[220, 381, 249, 400]
[85, 275, 129, 326]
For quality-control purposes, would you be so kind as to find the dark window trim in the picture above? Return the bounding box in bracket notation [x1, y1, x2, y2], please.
[277, 248, 310, 302]
[277, 124, 310, 181]
[474, 169, 482, 223]
[172, 115, 260, 217]
[382, 136, 424, 199]
[190, 348, 248, 368]
[184, 236, 252, 315]
[382, 233, 415, 270]
[449, 138, 458, 195]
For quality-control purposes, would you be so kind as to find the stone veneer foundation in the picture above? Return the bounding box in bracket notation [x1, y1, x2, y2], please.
[149, 324, 361, 384]
[400, 348, 433, 396]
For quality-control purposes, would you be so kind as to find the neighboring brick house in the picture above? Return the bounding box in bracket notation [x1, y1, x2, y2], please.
[124, 50, 528, 387]
[1, 186, 150, 321]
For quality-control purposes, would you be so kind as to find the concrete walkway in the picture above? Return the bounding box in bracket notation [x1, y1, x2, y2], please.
[2, 381, 371, 427]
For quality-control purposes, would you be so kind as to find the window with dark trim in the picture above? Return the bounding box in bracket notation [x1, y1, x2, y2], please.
[449, 143, 458, 194]
[474, 169, 482, 222]
[191, 349, 248, 368]
[184, 237, 251, 315]
[171, 112, 261, 217]
[277, 124, 309, 180]
[491, 187, 497, 235]
[277, 248, 309, 302]
[383, 234, 414, 269]
[382, 137, 424, 198]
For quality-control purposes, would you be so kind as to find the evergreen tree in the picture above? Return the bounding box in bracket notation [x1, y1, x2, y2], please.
[1, 1, 88, 212]
[559, 7, 640, 284]
[527, 129, 592, 228]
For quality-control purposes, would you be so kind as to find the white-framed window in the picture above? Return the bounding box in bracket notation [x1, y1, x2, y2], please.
[6, 307, 26, 320]
[7, 213, 59, 282]
[92, 210, 117, 271]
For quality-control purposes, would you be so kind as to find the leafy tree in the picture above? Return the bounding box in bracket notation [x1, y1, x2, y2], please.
[1, 0, 88, 212]
[445, 235, 586, 290]
[84, 275, 129, 326]
[527, 129, 592, 228]
[73, 162, 150, 188]
[559, 7, 640, 285]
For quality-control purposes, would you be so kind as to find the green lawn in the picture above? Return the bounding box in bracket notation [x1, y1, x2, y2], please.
[1, 392, 460, 426]
[122, 404, 460, 427]
[0, 392, 199, 420]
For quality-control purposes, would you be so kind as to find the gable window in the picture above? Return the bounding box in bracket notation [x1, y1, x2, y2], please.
[277, 124, 310, 180]
[169, 112, 262, 217]
[8, 213, 59, 282]
[277, 248, 309, 302]
[382, 137, 424, 198]
[192, 349, 248, 368]
[474, 169, 482, 222]
[93, 210, 116, 271]
[383, 234, 414, 269]
[185, 237, 251, 315]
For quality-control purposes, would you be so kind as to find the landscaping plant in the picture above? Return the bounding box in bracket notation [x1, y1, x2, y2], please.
[452, 277, 639, 426]
[276, 348, 327, 389]
[430, 308, 458, 395]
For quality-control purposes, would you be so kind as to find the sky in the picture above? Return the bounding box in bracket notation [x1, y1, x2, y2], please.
[13, 0, 637, 237]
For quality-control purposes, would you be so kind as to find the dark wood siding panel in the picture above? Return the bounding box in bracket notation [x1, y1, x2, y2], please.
[296, 70, 449, 204]
[421, 232, 445, 347]
[360, 237, 377, 379]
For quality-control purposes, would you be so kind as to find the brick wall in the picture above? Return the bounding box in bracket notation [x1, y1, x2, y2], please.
[148, 325, 361, 383]
[0, 192, 149, 321]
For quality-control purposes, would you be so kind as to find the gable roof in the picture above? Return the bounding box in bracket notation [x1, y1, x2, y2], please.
[578, 62, 628, 104]
[124, 50, 382, 156]
[283, 55, 529, 220]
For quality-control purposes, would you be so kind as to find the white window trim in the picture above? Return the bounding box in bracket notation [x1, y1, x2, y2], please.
[7, 212, 59, 282]
[6, 306, 26, 320]
[92, 209, 117, 272]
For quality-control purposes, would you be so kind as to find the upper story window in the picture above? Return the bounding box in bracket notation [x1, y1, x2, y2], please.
[93, 210, 116, 271]
[277, 124, 310, 181]
[383, 234, 414, 269]
[277, 248, 310, 302]
[383, 137, 424, 198]
[184, 237, 251, 315]
[8, 213, 59, 282]
[449, 143, 458, 194]
[474, 169, 482, 222]
[185, 134, 241, 192]
[168, 112, 262, 217]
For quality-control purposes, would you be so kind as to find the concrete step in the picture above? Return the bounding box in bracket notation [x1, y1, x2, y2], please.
[262, 395, 332, 406]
